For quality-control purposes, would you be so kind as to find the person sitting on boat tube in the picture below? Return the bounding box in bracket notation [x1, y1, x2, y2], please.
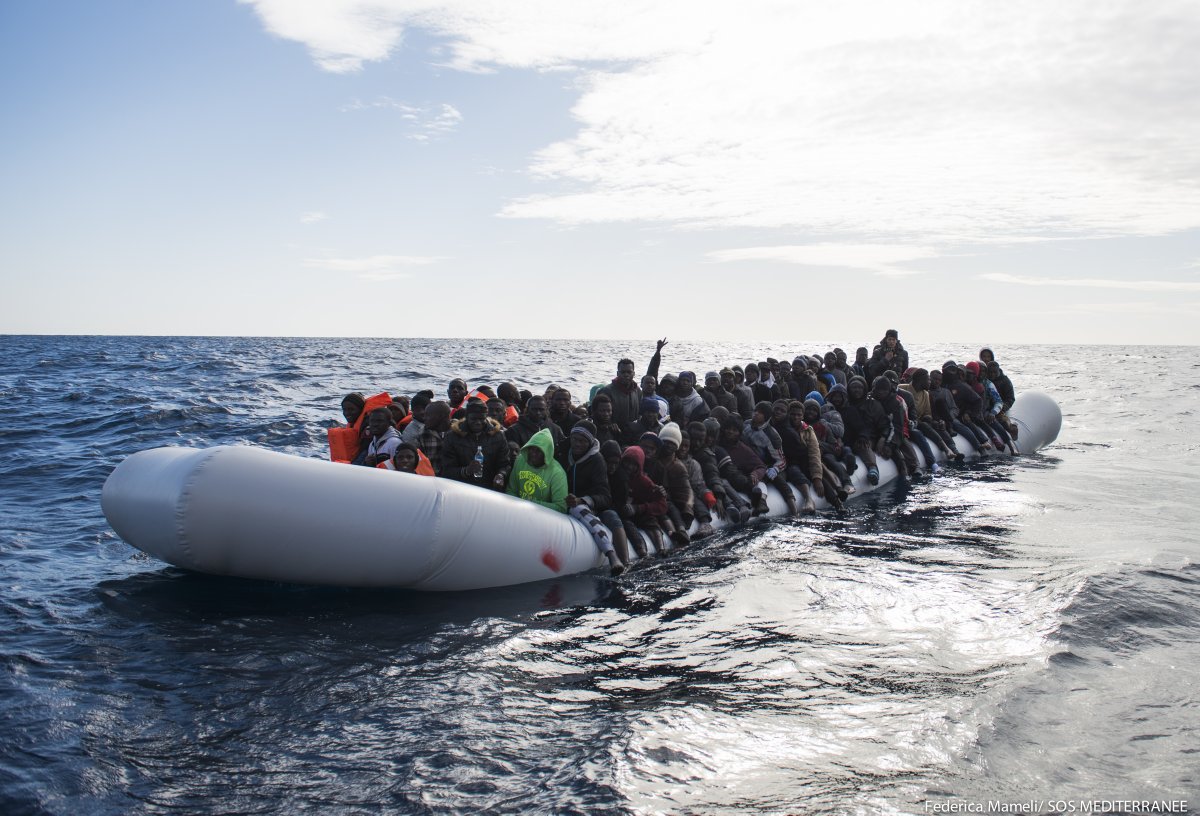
[565, 421, 626, 576]
[441, 398, 512, 490]
[618, 445, 670, 556]
[507, 428, 569, 514]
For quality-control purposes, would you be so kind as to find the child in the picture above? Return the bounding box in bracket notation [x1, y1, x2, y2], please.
[378, 443, 435, 475]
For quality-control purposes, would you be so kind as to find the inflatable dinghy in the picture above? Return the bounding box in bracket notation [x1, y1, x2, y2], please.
[102, 392, 1062, 590]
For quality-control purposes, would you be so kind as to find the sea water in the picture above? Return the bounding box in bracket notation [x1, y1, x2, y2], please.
[0, 335, 1196, 814]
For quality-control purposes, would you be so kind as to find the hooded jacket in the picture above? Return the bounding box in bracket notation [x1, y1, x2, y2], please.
[620, 446, 667, 519]
[899, 383, 932, 422]
[507, 429, 568, 513]
[566, 437, 612, 512]
[441, 416, 512, 486]
[364, 426, 402, 463]
[821, 384, 848, 440]
[841, 376, 891, 446]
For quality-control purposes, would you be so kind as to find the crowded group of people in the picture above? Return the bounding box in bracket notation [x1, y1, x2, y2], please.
[328, 331, 1020, 575]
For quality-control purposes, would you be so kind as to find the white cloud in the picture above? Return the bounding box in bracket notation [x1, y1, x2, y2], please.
[303, 254, 447, 280]
[982, 272, 1200, 292]
[244, 0, 1200, 242]
[340, 96, 463, 140]
[708, 244, 938, 276]
[299, 211, 327, 224]
[239, 0, 407, 73]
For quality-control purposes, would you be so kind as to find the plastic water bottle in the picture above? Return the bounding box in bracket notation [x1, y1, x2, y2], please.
[473, 445, 484, 478]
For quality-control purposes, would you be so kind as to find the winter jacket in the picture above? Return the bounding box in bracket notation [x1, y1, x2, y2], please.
[441, 417, 512, 486]
[867, 340, 910, 380]
[566, 437, 612, 513]
[842, 377, 891, 446]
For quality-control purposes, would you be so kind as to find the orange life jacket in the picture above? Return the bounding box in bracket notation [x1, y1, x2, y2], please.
[328, 392, 391, 463]
[375, 448, 435, 476]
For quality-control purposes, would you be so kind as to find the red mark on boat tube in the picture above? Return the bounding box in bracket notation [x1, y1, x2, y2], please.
[541, 547, 562, 573]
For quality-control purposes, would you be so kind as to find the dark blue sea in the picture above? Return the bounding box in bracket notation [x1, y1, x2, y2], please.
[1, 335, 1196, 815]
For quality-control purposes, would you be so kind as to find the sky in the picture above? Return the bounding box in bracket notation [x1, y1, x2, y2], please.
[2, 0, 1199, 344]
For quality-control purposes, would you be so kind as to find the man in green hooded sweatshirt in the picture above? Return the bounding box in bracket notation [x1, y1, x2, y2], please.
[507, 428, 569, 514]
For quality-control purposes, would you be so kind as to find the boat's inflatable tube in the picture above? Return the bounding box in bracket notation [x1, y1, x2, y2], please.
[102, 392, 1061, 590]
